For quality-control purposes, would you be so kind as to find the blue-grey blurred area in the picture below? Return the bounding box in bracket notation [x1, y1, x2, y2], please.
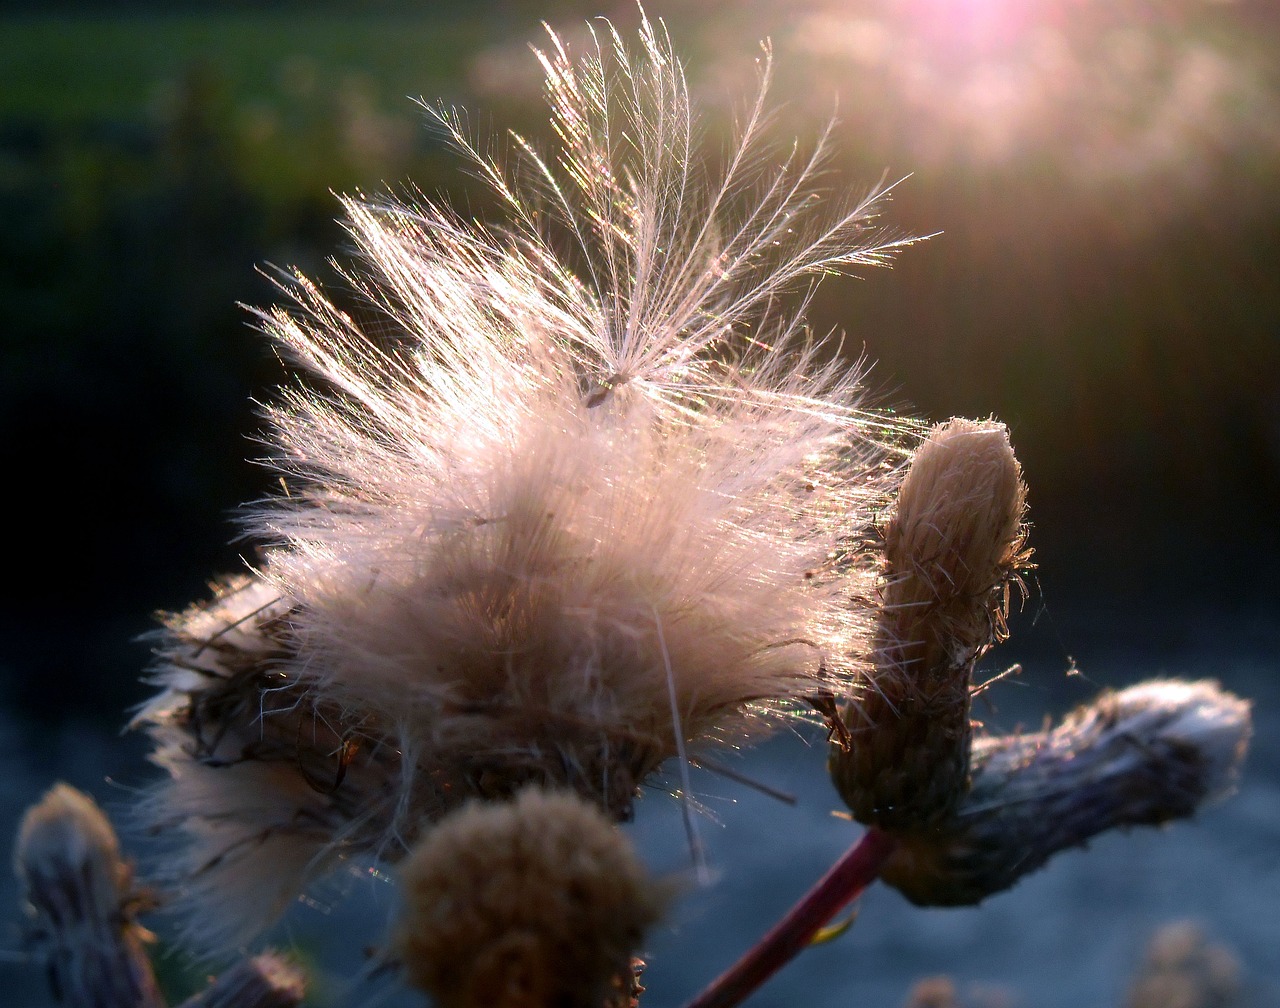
[1, 0, 1277, 1005]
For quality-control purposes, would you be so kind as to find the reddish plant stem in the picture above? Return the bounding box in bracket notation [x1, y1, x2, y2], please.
[681, 827, 898, 1008]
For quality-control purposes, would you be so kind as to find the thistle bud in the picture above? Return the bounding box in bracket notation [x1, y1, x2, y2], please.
[879, 679, 1251, 905]
[831, 418, 1029, 831]
[15, 784, 163, 1008]
[394, 787, 662, 1008]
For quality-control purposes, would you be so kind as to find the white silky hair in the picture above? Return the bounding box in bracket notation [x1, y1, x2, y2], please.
[138, 9, 924, 957]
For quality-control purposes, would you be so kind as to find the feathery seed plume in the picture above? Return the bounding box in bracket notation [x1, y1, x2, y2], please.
[135, 11, 920, 954]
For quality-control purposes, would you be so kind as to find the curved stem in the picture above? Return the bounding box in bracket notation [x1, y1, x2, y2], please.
[681, 827, 898, 1008]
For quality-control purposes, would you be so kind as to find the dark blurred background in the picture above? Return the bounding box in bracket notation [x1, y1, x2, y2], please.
[0, 0, 1277, 1003]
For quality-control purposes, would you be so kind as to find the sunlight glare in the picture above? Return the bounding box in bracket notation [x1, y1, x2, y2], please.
[784, 0, 1276, 204]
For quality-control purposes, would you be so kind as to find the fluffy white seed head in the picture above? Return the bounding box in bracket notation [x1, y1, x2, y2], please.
[251, 11, 920, 749]
[136, 11, 920, 956]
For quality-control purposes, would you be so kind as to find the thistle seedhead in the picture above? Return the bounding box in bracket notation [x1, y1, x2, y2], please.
[135, 10, 920, 955]
[830, 418, 1030, 831]
[394, 787, 662, 1008]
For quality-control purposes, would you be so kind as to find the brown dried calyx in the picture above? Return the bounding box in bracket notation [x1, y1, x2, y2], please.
[829, 418, 1030, 832]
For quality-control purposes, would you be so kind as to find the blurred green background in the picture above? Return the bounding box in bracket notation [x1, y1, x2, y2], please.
[1, 0, 1277, 726]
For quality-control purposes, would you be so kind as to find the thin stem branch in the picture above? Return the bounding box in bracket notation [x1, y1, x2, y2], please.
[681, 827, 898, 1008]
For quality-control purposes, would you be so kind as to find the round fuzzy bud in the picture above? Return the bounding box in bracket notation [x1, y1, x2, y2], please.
[394, 787, 662, 1008]
[831, 418, 1029, 831]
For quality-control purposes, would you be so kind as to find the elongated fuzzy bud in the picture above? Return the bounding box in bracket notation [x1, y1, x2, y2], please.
[14, 784, 164, 1008]
[879, 679, 1251, 905]
[831, 418, 1029, 830]
[394, 787, 662, 1008]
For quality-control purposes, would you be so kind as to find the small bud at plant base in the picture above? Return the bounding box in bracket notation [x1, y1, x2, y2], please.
[394, 787, 662, 1008]
[831, 418, 1030, 831]
[15, 784, 164, 1008]
[878, 679, 1251, 906]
